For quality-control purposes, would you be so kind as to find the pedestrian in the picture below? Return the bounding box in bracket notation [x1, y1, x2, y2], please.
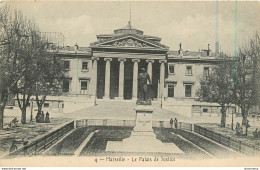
[45, 111, 50, 123]
[22, 138, 28, 146]
[170, 118, 174, 128]
[9, 140, 17, 153]
[245, 119, 251, 135]
[39, 111, 45, 123]
[253, 128, 259, 138]
[174, 118, 178, 129]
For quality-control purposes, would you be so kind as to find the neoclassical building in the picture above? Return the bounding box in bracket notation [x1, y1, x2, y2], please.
[43, 22, 239, 117]
[56, 22, 219, 103]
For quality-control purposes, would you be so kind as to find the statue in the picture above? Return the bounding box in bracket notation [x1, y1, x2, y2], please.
[137, 68, 151, 105]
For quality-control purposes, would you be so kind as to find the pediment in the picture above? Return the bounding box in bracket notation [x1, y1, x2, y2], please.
[91, 36, 166, 49]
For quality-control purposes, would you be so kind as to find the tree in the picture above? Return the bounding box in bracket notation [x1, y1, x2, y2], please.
[0, 5, 52, 126]
[0, 6, 28, 129]
[12, 11, 42, 124]
[235, 33, 260, 134]
[196, 53, 235, 127]
[34, 50, 64, 117]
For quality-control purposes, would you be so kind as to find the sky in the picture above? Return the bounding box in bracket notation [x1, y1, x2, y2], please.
[4, 1, 260, 54]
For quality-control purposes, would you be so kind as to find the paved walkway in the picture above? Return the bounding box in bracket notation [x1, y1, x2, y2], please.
[66, 100, 191, 122]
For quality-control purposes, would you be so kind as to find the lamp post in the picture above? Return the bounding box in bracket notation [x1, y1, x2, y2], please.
[161, 94, 163, 108]
[94, 90, 97, 106]
[231, 110, 234, 130]
[30, 98, 34, 122]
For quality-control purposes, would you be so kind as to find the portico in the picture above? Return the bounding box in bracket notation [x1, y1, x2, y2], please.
[94, 56, 166, 100]
[90, 22, 169, 100]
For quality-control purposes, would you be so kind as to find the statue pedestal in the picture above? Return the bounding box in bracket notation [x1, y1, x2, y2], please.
[106, 104, 183, 154]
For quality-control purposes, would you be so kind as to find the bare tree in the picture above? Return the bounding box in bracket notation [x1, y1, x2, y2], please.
[0, 6, 27, 129]
[196, 53, 235, 127]
[0, 5, 53, 126]
[235, 33, 260, 135]
[34, 51, 64, 117]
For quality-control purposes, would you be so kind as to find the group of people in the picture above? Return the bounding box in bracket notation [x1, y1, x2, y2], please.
[253, 128, 260, 138]
[170, 118, 178, 129]
[9, 138, 28, 153]
[36, 111, 50, 123]
[235, 120, 251, 136]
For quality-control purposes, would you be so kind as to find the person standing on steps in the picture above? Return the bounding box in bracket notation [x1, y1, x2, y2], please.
[170, 118, 174, 128]
[174, 118, 178, 129]
[45, 111, 50, 123]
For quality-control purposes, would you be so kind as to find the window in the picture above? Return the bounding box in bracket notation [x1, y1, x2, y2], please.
[81, 81, 88, 90]
[203, 108, 208, 113]
[82, 62, 88, 70]
[63, 61, 70, 70]
[185, 84, 192, 97]
[186, 66, 192, 75]
[168, 84, 175, 97]
[204, 67, 209, 76]
[169, 65, 175, 74]
[44, 103, 49, 108]
[63, 79, 70, 92]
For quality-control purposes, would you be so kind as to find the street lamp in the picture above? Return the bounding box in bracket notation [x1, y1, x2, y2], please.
[30, 98, 34, 122]
[94, 90, 97, 106]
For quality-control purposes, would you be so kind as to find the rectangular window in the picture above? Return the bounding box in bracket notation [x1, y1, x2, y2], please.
[204, 67, 209, 76]
[81, 81, 88, 90]
[186, 66, 192, 75]
[203, 108, 208, 113]
[168, 84, 174, 97]
[169, 65, 175, 74]
[63, 79, 70, 92]
[63, 61, 70, 70]
[44, 103, 49, 108]
[185, 84, 192, 97]
[82, 62, 88, 70]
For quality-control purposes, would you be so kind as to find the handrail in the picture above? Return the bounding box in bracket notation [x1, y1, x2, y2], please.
[194, 124, 260, 155]
[5, 121, 75, 158]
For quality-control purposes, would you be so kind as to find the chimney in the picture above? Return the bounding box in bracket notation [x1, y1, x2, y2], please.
[179, 42, 183, 57]
[207, 44, 211, 56]
[74, 43, 79, 53]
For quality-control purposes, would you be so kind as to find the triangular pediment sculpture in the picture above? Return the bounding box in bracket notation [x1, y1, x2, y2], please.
[91, 35, 168, 49]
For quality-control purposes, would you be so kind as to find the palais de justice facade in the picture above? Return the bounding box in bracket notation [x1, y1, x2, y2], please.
[56, 22, 219, 105]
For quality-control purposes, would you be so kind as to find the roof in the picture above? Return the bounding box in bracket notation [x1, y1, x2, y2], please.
[47, 46, 92, 55]
[168, 50, 218, 58]
[120, 22, 137, 30]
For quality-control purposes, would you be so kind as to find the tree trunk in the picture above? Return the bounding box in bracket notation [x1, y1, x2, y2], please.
[37, 104, 43, 116]
[36, 95, 46, 119]
[220, 106, 227, 127]
[0, 105, 5, 130]
[21, 107, 27, 124]
[0, 90, 8, 130]
[241, 107, 247, 126]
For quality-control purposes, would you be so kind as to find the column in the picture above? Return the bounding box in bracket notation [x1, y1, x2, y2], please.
[91, 57, 99, 96]
[118, 58, 126, 100]
[132, 59, 140, 100]
[146, 59, 154, 82]
[159, 60, 167, 98]
[104, 58, 112, 99]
